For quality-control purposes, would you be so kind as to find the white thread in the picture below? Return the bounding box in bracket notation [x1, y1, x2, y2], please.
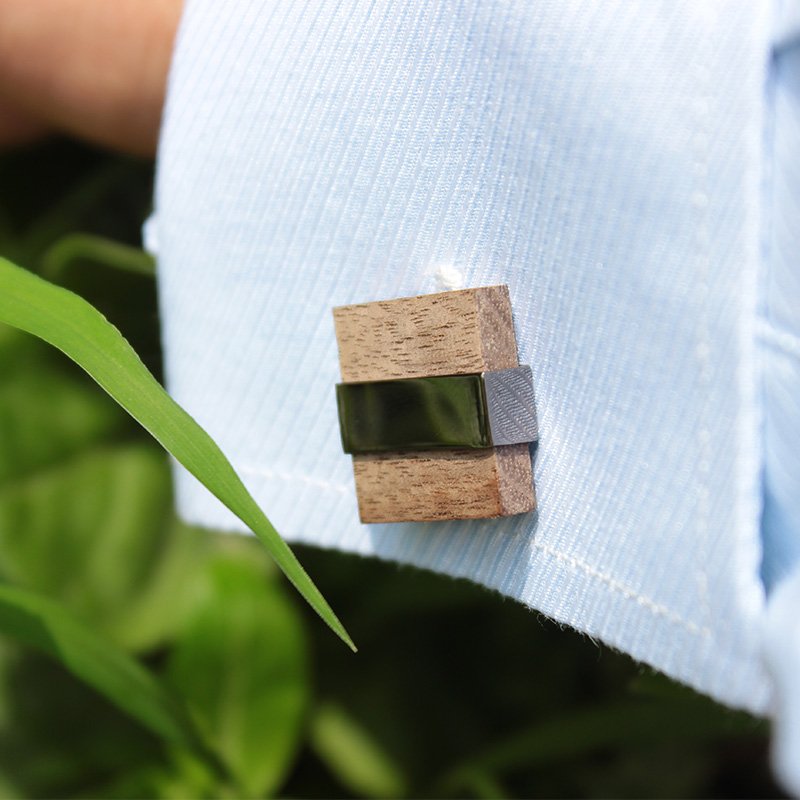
[240, 466, 710, 637]
[431, 262, 465, 291]
[693, 48, 714, 633]
[235, 464, 710, 637]
[533, 540, 711, 638]
[238, 465, 349, 494]
[234, 464, 711, 636]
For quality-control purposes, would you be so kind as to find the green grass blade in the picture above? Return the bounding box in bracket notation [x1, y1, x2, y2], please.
[309, 703, 407, 798]
[0, 256, 355, 651]
[42, 233, 156, 279]
[0, 582, 213, 759]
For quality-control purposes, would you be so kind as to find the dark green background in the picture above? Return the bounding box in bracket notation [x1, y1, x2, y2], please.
[0, 140, 782, 799]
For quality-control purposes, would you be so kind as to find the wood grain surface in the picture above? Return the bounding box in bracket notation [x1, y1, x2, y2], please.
[334, 285, 535, 523]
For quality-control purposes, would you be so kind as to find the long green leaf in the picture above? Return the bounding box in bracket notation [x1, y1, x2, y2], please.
[309, 703, 407, 798]
[0, 583, 212, 759]
[0, 256, 355, 651]
[42, 233, 156, 279]
[168, 553, 310, 796]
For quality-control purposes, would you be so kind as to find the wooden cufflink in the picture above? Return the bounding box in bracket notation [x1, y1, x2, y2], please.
[333, 285, 537, 524]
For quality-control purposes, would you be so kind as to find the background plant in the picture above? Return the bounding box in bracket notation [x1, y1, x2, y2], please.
[0, 140, 782, 798]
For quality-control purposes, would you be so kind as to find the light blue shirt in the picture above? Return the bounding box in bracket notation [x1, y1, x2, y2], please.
[150, 0, 800, 790]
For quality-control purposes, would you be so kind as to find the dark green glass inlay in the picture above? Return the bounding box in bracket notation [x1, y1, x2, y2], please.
[336, 374, 491, 454]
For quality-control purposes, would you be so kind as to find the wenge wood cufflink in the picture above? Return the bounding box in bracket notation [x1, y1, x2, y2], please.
[333, 285, 537, 524]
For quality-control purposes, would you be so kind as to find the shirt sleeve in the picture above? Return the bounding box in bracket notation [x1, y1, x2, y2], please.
[151, 0, 792, 748]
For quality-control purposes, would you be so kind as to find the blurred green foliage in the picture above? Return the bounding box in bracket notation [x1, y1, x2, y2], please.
[0, 140, 784, 798]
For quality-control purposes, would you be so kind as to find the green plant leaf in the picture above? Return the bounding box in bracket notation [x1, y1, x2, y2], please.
[0, 367, 127, 484]
[0, 443, 209, 652]
[0, 583, 216, 767]
[0, 646, 167, 799]
[310, 702, 407, 798]
[0, 339, 203, 652]
[1, 152, 145, 267]
[110, 517, 214, 653]
[0, 255, 354, 651]
[42, 233, 155, 278]
[168, 553, 309, 797]
[40, 233, 162, 377]
[100, 749, 225, 800]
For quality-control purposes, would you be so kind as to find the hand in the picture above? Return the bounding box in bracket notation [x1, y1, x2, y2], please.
[0, 0, 183, 156]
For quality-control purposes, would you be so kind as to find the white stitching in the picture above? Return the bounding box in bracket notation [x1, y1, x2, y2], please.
[533, 540, 711, 638]
[692, 39, 714, 632]
[236, 465, 710, 637]
[238, 465, 350, 494]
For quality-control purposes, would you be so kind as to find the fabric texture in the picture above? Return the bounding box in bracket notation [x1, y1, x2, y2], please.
[151, 0, 796, 757]
[761, 8, 800, 592]
[760, 6, 800, 790]
[766, 570, 800, 793]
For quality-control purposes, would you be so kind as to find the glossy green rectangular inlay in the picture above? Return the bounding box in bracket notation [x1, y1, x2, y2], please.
[336, 374, 491, 454]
